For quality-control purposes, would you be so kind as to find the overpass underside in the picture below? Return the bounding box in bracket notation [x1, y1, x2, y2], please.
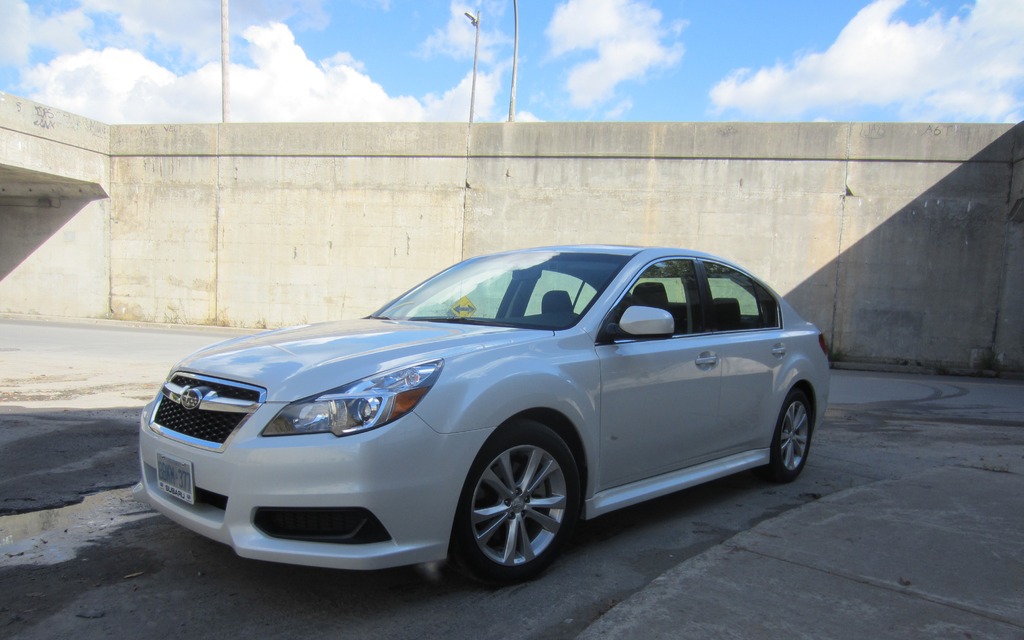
[0, 165, 107, 205]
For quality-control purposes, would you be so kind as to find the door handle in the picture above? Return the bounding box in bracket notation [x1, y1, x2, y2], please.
[695, 352, 718, 368]
[772, 343, 787, 358]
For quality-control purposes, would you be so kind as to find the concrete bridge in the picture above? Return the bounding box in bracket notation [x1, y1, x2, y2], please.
[1, 90, 1022, 372]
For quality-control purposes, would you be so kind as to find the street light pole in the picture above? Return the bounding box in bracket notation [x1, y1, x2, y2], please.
[464, 10, 480, 124]
[221, 0, 230, 122]
[508, 0, 518, 122]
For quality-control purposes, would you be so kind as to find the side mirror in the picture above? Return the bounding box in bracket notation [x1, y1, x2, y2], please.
[618, 306, 674, 336]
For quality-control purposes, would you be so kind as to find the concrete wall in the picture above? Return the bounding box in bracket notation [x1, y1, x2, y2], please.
[832, 125, 1021, 370]
[0, 93, 110, 318]
[463, 122, 847, 333]
[460, 122, 1021, 370]
[999, 126, 1024, 369]
[106, 123, 467, 327]
[1, 94, 1021, 371]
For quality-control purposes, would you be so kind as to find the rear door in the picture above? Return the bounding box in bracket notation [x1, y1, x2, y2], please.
[699, 260, 786, 454]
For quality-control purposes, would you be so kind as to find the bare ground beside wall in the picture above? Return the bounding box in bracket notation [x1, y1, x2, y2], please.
[1, 94, 1021, 370]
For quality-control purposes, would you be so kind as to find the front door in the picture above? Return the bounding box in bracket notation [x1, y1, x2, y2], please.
[596, 258, 725, 489]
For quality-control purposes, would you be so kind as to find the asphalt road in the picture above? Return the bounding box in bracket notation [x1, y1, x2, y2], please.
[1, 318, 1022, 639]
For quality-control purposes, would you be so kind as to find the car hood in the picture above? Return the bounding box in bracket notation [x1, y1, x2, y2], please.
[174, 318, 533, 402]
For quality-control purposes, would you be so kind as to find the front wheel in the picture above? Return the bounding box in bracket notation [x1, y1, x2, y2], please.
[450, 419, 580, 584]
[758, 389, 813, 483]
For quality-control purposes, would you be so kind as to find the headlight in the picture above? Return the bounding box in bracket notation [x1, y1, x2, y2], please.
[263, 360, 443, 437]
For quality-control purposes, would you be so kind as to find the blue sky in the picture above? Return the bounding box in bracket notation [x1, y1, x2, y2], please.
[1, 0, 1021, 124]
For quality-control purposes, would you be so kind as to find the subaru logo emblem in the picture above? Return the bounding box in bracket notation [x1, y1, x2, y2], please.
[180, 387, 204, 410]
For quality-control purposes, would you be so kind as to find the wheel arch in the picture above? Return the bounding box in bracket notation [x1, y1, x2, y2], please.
[451, 406, 590, 523]
[505, 408, 588, 507]
[788, 379, 818, 431]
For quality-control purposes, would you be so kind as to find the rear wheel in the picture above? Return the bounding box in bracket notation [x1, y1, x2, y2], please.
[759, 389, 813, 483]
[450, 419, 580, 584]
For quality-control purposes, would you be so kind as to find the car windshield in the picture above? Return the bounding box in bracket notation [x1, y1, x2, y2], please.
[372, 251, 632, 330]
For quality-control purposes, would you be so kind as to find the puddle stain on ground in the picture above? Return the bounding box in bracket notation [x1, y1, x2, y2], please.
[0, 487, 154, 566]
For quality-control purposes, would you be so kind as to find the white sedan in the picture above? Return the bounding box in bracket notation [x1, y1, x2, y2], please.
[135, 246, 830, 583]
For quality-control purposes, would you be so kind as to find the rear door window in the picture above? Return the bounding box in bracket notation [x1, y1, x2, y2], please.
[703, 262, 780, 331]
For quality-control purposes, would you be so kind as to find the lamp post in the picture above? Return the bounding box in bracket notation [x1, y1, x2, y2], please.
[464, 10, 480, 124]
[221, 0, 230, 122]
[508, 0, 518, 122]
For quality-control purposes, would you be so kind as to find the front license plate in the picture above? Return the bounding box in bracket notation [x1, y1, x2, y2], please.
[157, 453, 195, 505]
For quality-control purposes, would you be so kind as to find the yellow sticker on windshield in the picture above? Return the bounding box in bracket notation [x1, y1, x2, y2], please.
[451, 296, 477, 317]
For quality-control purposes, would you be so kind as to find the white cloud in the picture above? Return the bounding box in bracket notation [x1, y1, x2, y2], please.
[34, 7, 93, 57]
[78, 0, 222, 64]
[423, 66, 502, 122]
[513, 110, 543, 123]
[0, 0, 92, 65]
[231, 23, 424, 122]
[23, 48, 190, 123]
[40, 0, 332, 69]
[22, 21, 500, 124]
[0, 0, 32, 66]
[604, 99, 633, 120]
[546, 0, 684, 110]
[419, 1, 505, 64]
[710, 0, 1024, 123]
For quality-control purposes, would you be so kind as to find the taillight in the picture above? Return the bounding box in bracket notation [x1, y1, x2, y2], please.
[818, 333, 829, 357]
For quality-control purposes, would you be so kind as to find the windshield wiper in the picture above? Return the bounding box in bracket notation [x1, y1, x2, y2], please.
[411, 316, 521, 328]
[413, 316, 490, 324]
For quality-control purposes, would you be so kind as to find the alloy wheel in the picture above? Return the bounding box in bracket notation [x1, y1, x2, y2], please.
[470, 444, 568, 566]
[780, 400, 809, 471]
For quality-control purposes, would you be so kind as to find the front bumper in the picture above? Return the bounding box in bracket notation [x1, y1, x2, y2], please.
[137, 398, 491, 570]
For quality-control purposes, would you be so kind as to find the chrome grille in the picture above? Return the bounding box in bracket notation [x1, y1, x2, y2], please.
[153, 399, 243, 444]
[151, 373, 266, 451]
[169, 374, 262, 403]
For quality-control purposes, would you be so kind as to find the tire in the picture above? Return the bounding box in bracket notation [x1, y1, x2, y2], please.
[450, 419, 580, 584]
[758, 389, 813, 483]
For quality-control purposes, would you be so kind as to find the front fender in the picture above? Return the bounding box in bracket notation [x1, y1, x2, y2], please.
[412, 331, 600, 468]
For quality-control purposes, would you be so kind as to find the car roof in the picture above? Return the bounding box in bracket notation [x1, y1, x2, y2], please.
[484, 245, 723, 261]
